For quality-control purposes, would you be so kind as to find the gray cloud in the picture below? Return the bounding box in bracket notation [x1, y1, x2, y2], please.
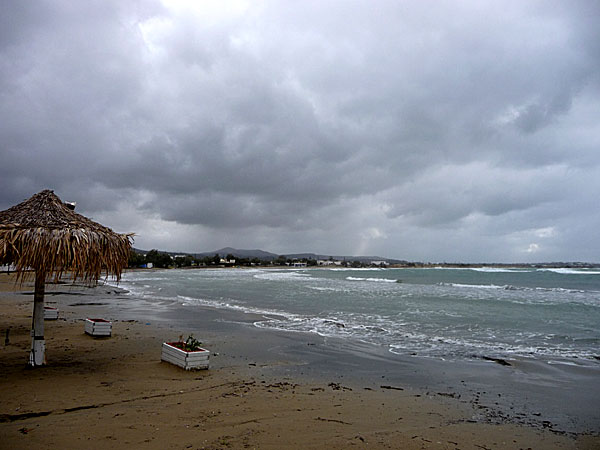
[1, 0, 599, 262]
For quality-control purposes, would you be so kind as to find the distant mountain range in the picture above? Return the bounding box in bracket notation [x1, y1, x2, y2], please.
[131, 247, 600, 267]
[133, 246, 403, 264]
[197, 247, 280, 260]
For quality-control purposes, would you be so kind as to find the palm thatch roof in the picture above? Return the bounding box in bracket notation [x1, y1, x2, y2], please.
[0, 190, 133, 283]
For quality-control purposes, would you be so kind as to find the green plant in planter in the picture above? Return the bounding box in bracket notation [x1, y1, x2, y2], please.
[177, 334, 202, 352]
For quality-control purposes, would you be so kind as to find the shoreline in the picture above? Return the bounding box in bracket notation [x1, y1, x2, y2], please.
[1, 272, 598, 449]
[113, 267, 600, 436]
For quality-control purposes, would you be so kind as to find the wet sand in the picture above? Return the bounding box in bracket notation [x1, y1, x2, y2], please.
[0, 272, 598, 449]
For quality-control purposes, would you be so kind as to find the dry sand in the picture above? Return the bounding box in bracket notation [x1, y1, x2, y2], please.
[0, 272, 598, 449]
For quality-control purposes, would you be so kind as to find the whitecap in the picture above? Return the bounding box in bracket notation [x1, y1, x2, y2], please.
[538, 268, 600, 275]
[346, 277, 398, 283]
[253, 271, 311, 281]
[470, 267, 526, 273]
[176, 294, 294, 319]
[440, 282, 506, 290]
[308, 286, 344, 292]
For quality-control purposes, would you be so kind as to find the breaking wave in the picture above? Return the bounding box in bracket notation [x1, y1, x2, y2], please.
[538, 268, 600, 275]
[346, 277, 399, 283]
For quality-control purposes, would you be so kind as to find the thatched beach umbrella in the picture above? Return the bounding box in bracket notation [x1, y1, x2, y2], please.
[0, 190, 133, 366]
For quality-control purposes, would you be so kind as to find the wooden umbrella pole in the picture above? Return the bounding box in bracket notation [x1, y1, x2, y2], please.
[30, 270, 46, 366]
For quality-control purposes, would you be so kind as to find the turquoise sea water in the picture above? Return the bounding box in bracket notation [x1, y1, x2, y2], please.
[120, 267, 600, 365]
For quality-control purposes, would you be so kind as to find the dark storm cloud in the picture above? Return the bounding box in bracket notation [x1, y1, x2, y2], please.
[1, 0, 599, 261]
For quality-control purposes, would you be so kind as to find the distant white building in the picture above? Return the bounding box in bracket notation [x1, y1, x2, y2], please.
[220, 258, 236, 264]
[371, 260, 388, 267]
[317, 260, 343, 266]
[292, 262, 307, 267]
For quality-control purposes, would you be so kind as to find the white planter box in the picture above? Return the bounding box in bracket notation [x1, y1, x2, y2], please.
[161, 342, 210, 370]
[84, 318, 112, 336]
[44, 307, 59, 320]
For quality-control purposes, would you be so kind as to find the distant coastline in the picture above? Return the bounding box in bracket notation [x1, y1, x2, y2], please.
[128, 246, 600, 270]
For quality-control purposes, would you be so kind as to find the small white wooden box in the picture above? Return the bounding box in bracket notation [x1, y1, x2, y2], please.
[161, 342, 210, 370]
[84, 318, 112, 336]
[43, 306, 59, 320]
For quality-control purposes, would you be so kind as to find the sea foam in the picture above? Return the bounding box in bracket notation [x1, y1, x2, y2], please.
[346, 276, 398, 283]
[538, 268, 600, 275]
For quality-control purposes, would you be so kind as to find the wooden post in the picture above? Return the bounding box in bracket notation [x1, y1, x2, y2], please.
[30, 270, 46, 366]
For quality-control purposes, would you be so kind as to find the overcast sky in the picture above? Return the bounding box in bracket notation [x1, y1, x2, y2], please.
[1, 1, 599, 262]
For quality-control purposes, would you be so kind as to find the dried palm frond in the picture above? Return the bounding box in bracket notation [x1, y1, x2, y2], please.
[0, 190, 133, 283]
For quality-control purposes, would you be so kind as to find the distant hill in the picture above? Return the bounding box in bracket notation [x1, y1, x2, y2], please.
[284, 252, 404, 264]
[133, 247, 402, 264]
[196, 247, 279, 261]
[201, 248, 402, 263]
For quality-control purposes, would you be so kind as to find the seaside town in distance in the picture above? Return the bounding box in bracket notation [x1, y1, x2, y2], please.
[125, 247, 600, 270]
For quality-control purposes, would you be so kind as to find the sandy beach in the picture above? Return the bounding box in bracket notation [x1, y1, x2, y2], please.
[0, 272, 598, 449]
